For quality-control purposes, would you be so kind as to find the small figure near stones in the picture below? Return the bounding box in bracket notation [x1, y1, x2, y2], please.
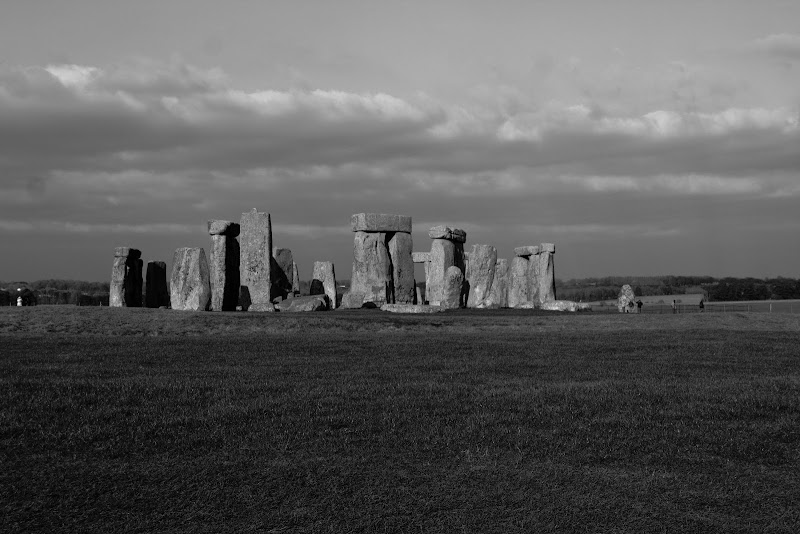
[699, 299, 705, 312]
[636, 299, 643, 314]
[672, 300, 677, 314]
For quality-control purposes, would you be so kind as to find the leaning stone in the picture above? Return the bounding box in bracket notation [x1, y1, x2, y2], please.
[110, 247, 142, 308]
[207, 220, 240, 236]
[537, 243, 556, 304]
[311, 261, 337, 309]
[485, 258, 509, 308]
[388, 232, 415, 303]
[465, 244, 497, 308]
[380, 304, 444, 314]
[441, 266, 464, 309]
[412, 252, 431, 263]
[170, 247, 211, 311]
[145, 261, 169, 308]
[426, 238, 465, 306]
[514, 245, 541, 257]
[239, 209, 272, 310]
[271, 247, 294, 300]
[507, 257, 529, 308]
[348, 231, 392, 306]
[350, 213, 412, 233]
[428, 225, 466, 242]
[275, 294, 328, 312]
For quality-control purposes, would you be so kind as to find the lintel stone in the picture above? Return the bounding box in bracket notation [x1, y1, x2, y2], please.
[412, 252, 431, 263]
[351, 213, 412, 233]
[514, 245, 541, 257]
[428, 225, 466, 243]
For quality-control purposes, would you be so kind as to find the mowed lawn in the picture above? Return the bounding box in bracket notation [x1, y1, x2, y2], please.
[1, 308, 799, 533]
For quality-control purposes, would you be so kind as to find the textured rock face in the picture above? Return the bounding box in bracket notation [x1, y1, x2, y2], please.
[170, 247, 211, 311]
[526, 250, 541, 305]
[426, 238, 465, 306]
[411, 252, 431, 263]
[514, 246, 540, 257]
[291, 261, 300, 296]
[351, 213, 412, 233]
[485, 258, 509, 308]
[465, 244, 497, 308]
[380, 303, 444, 314]
[428, 225, 467, 243]
[388, 232, 415, 304]
[348, 231, 392, 306]
[618, 284, 636, 312]
[440, 266, 464, 309]
[208, 221, 240, 311]
[341, 292, 366, 309]
[275, 294, 327, 312]
[538, 243, 556, 304]
[110, 247, 142, 308]
[271, 247, 294, 300]
[507, 257, 529, 308]
[145, 261, 169, 308]
[239, 209, 272, 310]
[311, 261, 337, 309]
[540, 300, 582, 312]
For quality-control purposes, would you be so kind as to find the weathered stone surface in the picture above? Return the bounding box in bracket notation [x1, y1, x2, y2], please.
[415, 286, 423, 305]
[209, 233, 240, 311]
[514, 245, 541, 257]
[441, 266, 464, 309]
[349, 231, 392, 306]
[388, 232, 414, 304]
[618, 284, 636, 313]
[507, 257, 529, 308]
[248, 303, 276, 312]
[170, 247, 211, 311]
[540, 300, 584, 312]
[350, 213, 412, 233]
[485, 258, 509, 308]
[110, 247, 142, 308]
[428, 225, 466, 243]
[341, 291, 366, 309]
[275, 294, 328, 312]
[239, 209, 272, 310]
[465, 244, 497, 308]
[145, 261, 169, 308]
[526, 250, 541, 305]
[291, 261, 300, 295]
[311, 261, 337, 309]
[517, 301, 537, 309]
[380, 303, 444, 314]
[412, 252, 431, 263]
[271, 247, 294, 300]
[538, 243, 556, 304]
[426, 239, 465, 306]
[207, 220, 240, 236]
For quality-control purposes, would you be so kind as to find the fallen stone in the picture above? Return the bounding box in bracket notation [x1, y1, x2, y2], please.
[311, 261, 337, 309]
[209, 222, 240, 311]
[426, 238, 465, 306]
[380, 303, 444, 314]
[350, 213, 412, 233]
[485, 258, 509, 308]
[388, 232, 415, 303]
[412, 252, 431, 263]
[248, 303, 276, 312]
[348, 231, 392, 306]
[275, 294, 328, 312]
[441, 266, 464, 309]
[110, 247, 143, 308]
[540, 300, 583, 312]
[428, 225, 466, 243]
[465, 244, 497, 308]
[514, 245, 541, 257]
[341, 291, 365, 309]
[239, 209, 272, 310]
[517, 301, 537, 309]
[507, 257, 529, 308]
[145, 261, 169, 308]
[207, 220, 240, 236]
[170, 247, 211, 311]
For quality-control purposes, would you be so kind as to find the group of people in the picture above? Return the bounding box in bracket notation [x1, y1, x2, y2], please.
[626, 299, 705, 314]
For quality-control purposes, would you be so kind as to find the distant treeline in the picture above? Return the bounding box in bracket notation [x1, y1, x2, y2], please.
[0, 280, 110, 306]
[556, 276, 800, 302]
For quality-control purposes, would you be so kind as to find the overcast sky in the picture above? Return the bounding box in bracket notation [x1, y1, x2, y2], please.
[1, 0, 799, 282]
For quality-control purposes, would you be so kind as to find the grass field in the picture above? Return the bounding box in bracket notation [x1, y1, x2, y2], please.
[2, 307, 799, 532]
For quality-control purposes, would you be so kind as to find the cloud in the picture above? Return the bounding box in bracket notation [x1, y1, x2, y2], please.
[751, 33, 800, 60]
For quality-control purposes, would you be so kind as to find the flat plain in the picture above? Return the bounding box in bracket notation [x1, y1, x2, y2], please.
[1, 307, 799, 533]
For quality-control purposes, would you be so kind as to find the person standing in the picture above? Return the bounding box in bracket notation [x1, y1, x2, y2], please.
[699, 299, 705, 312]
[672, 300, 677, 314]
[637, 300, 643, 314]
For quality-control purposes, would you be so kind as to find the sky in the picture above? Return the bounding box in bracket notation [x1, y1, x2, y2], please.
[1, 0, 799, 283]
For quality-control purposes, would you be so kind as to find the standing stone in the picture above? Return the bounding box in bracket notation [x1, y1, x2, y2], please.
[426, 236, 465, 306]
[507, 256, 529, 308]
[618, 284, 636, 313]
[485, 258, 509, 308]
[110, 247, 142, 308]
[415, 286, 423, 305]
[291, 261, 300, 296]
[388, 232, 415, 304]
[208, 220, 240, 311]
[441, 266, 464, 309]
[311, 261, 337, 309]
[239, 209, 272, 311]
[526, 246, 542, 305]
[465, 244, 497, 308]
[145, 261, 169, 308]
[538, 243, 556, 304]
[272, 247, 294, 301]
[346, 231, 392, 307]
[170, 247, 211, 311]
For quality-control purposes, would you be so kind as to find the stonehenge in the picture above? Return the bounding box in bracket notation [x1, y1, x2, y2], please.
[239, 209, 273, 312]
[110, 247, 142, 307]
[311, 261, 337, 309]
[145, 261, 169, 308]
[465, 244, 497, 308]
[272, 247, 295, 301]
[208, 220, 240, 311]
[170, 247, 211, 311]
[343, 213, 414, 308]
[426, 226, 466, 306]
